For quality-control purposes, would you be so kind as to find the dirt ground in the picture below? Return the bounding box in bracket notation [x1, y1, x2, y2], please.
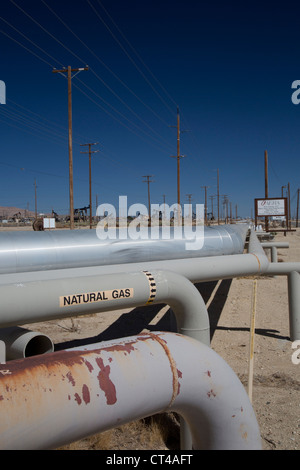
[3, 225, 300, 450]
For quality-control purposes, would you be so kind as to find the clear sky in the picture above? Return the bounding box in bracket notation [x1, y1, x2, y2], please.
[0, 0, 300, 218]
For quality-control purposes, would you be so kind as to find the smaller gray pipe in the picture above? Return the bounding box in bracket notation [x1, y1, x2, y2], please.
[266, 262, 300, 276]
[261, 242, 289, 248]
[0, 327, 54, 360]
[0, 270, 210, 346]
[261, 242, 289, 264]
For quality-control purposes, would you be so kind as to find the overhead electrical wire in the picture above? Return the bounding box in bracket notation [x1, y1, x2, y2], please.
[7, 98, 88, 142]
[0, 29, 169, 159]
[74, 75, 173, 152]
[9, 0, 85, 65]
[40, 0, 172, 129]
[37, 0, 173, 148]
[95, 0, 178, 112]
[0, 27, 54, 68]
[0, 15, 63, 67]
[0, 0, 193, 191]
[0, 106, 71, 145]
[9, 0, 175, 148]
[86, 0, 176, 116]
[71, 79, 172, 155]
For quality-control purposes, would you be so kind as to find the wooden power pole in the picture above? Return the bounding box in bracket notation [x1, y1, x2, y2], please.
[34, 179, 37, 219]
[53, 65, 89, 229]
[170, 107, 186, 220]
[264, 150, 269, 232]
[143, 175, 154, 225]
[201, 186, 210, 225]
[80, 142, 99, 229]
[296, 188, 299, 228]
[288, 182, 291, 230]
[217, 169, 220, 224]
[186, 193, 193, 220]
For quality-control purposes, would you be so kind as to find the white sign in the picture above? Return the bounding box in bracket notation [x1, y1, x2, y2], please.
[256, 199, 286, 216]
[43, 218, 56, 229]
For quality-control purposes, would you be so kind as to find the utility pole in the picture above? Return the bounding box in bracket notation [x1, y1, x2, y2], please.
[209, 195, 215, 221]
[186, 194, 193, 220]
[53, 65, 89, 229]
[281, 185, 287, 229]
[217, 169, 220, 224]
[162, 194, 166, 220]
[288, 182, 291, 230]
[296, 188, 299, 228]
[80, 142, 99, 229]
[170, 107, 186, 221]
[34, 179, 37, 219]
[222, 195, 229, 223]
[143, 175, 154, 225]
[201, 186, 210, 225]
[264, 150, 269, 232]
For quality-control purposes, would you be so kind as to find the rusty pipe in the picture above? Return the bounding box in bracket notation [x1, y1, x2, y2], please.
[0, 332, 261, 450]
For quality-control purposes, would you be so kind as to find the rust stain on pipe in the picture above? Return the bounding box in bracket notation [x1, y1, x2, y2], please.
[0, 336, 152, 414]
[95, 357, 117, 405]
[145, 332, 182, 406]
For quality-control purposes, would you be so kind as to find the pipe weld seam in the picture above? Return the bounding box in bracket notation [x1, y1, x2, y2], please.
[143, 271, 157, 304]
[146, 332, 179, 407]
[250, 253, 261, 271]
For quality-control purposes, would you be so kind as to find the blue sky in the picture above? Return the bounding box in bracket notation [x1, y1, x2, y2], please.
[0, 0, 300, 218]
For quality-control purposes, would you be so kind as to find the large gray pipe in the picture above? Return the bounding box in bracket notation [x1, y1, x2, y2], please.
[0, 332, 261, 450]
[0, 228, 268, 286]
[0, 224, 248, 274]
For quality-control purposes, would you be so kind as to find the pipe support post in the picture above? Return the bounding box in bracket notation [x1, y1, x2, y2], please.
[287, 271, 300, 341]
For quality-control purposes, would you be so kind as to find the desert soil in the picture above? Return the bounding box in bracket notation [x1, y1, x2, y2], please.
[4, 225, 299, 450]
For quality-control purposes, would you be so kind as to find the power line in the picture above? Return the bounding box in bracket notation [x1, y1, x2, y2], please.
[3, 1, 175, 153]
[9, 0, 174, 142]
[95, 0, 178, 112]
[87, 0, 175, 115]
[75, 74, 173, 151]
[0, 106, 70, 144]
[0, 28, 54, 67]
[9, 0, 87, 65]
[7, 98, 87, 142]
[41, 0, 172, 128]
[0, 15, 64, 67]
